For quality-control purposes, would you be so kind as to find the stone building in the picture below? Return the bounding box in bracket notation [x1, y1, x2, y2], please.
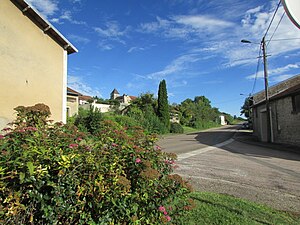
[252, 75, 300, 146]
[110, 88, 136, 104]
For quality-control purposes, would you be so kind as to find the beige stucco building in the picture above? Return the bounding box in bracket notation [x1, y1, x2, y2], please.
[0, 0, 77, 130]
[67, 88, 79, 117]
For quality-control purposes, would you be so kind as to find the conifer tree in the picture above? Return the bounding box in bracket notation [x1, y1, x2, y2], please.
[157, 79, 170, 130]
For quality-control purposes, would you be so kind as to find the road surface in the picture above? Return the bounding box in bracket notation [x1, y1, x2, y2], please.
[158, 125, 300, 213]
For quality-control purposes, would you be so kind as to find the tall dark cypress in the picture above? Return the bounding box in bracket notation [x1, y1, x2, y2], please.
[157, 79, 170, 130]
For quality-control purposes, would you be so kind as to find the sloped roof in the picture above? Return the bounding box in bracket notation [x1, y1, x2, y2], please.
[111, 88, 120, 94]
[67, 87, 82, 96]
[11, 0, 77, 54]
[79, 95, 92, 101]
[129, 96, 137, 100]
[253, 74, 300, 106]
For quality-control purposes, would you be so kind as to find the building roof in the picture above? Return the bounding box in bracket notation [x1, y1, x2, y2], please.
[11, 0, 78, 54]
[79, 95, 93, 101]
[67, 87, 82, 96]
[129, 96, 137, 100]
[111, 88, 120, 94]
[67, 87, 93, 101]
[252, 74, 300, 106]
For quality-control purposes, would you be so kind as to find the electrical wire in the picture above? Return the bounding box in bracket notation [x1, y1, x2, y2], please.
[263, 0, 282, 38]
[269, 37, 300, 41]
[267, 12, 285, 47]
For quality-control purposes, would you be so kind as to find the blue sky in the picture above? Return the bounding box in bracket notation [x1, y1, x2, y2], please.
[27, 0, 300, 116]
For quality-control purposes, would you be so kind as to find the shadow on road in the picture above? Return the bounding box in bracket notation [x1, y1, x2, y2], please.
[191, 128, 300, 162]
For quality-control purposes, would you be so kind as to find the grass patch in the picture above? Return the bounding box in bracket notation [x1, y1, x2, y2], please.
[182, 125, 221, 134]
[179, 192, 300, 225]
[183, 126, 200, 133]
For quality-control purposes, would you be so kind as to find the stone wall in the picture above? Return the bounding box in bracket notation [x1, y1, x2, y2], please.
[253, 95, 300, 146]
[270, 97, 300, 146]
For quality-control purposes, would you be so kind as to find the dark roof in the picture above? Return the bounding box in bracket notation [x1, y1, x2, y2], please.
[11, 0, 77, 54]
[252, 74, 300, 106]
[111, 88, 120, 94]
[67, 87, 82, 96]
[79, 95, 92, 101]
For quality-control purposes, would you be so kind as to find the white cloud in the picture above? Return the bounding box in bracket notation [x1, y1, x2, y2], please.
[270, 74, 295, 83]
[94, 21, 130, 37]
[200, 3, 300, 68]
[51, 10, 86, 25]
[128, 47, 145, 53]
[174, 15, 234, 30]
[68, 34, 90, 44]
[68, 75, 103, 97]
[139, 15, 233, 40]
[26, 0, 58, 17]
[94, 21, 129, 48]
[144, 54, 200, 80]
[97, 41, 114, 51]
[246, 63, 300, 79]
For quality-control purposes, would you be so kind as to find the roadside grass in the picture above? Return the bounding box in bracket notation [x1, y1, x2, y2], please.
[182, 125, 221, 134]
[183, 126, 200, 133]
[178, 192, 300, 225]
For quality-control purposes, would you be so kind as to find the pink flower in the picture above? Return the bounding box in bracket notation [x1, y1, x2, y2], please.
[165, 216, 171, 221]
[0, 135, 4, 140]
[69, 143, 78, 149]
[76, 137, 83, 141]
[156, 145, 162, 150]
[158, 206, 166, 212]
[112, 143, 118, 147]
[2, 127, 11, 132]
[26, 127, 38, 131]
[135, 158, 141, 163]
[163, 211, 168, 215]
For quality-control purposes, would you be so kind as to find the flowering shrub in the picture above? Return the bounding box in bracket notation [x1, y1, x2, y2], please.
[0, 104, 193, 224]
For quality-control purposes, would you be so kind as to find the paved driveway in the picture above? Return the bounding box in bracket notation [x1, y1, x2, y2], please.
[159, 128, 300, 213]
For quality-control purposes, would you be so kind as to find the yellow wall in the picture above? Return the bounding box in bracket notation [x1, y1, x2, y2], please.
[0, 1, 67, 130]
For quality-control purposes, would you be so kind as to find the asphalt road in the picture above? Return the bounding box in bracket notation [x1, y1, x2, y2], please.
[158, 125, 238, 154]
[158, 125, 300, 213]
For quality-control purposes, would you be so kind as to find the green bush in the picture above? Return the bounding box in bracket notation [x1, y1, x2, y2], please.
[170, 123, 184, 134]
[103, 114, 140, 130]
[74, 107, 103, 134]
[0, 104, 193, 224]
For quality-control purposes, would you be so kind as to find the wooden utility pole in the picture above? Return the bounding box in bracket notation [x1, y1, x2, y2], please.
[261, 36, 271, 143]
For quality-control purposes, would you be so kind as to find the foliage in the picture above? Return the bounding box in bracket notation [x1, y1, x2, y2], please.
[74, 106, 103, 134]
[103, 114, 140, 130]
[0, 104, 192, 224]
[179, 192, 300, 225]
[157, 80, 170, 130]
[13, 103, 51, 128]
[170, 123, 184, 134]
[179, 96, 220, 129]
[240, 97, 252, 119]
[126, 94, 168, 134]
[221, 113, 234, 125]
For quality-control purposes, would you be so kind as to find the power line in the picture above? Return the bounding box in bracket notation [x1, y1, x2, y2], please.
[263, 0, 282, 38]
[267, 12, 285, 47]
[269, 37, 300, 41]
